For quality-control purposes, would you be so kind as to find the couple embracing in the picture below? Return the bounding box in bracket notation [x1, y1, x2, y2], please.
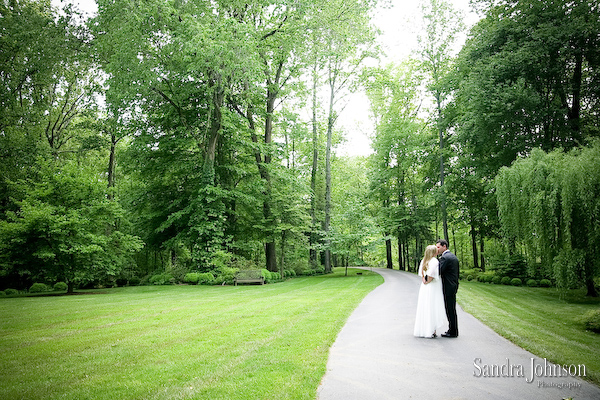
[413, 239, 459, 339]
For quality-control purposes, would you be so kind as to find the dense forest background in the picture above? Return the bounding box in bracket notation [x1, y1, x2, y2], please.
[1, 0, 599, 296]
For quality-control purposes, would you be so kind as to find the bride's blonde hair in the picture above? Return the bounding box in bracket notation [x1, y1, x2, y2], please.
[421, 245, 438, 274]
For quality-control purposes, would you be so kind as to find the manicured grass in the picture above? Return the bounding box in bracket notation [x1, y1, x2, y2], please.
[457, 281, 600, 386]
[0, 268, 383, 400]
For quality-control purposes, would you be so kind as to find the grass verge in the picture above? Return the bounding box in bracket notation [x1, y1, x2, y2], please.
[0, 268, 382, 400]
[457, 281, 600, 386]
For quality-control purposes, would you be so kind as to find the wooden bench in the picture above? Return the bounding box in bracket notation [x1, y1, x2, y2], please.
[234, 270, 265, 286]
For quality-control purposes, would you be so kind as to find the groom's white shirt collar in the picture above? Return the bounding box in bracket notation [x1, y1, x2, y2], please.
[442, 250, 450, 255]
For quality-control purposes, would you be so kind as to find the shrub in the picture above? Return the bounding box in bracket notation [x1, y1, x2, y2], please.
[30, 283, 51, 293]
[584, 310, 600, 333]
[198, 272, 215, 285]
[511, 278, 522, 286]
[283, 270, 296, 278]
[501, 276, 512, 285]
[0, 291, 5, 296]
[488, 254, 527, 280]
[129, 277, 141, 286]
[540, 279, 552, 288]
[5, 288, 18, 296]
[213, 267, 238, 285]
[461, 268, 482, 281]
[139, 275, 151, 286]
[53, 282, 68, 291]
[526, 279, 538, 287]
[261, 269, 272, 283]
[149, 273, 174, 285]
[184, 273, 200, 285]
[492, 276, 502, 285]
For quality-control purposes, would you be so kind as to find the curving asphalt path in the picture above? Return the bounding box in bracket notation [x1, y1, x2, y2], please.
[316, 267, 600, 400]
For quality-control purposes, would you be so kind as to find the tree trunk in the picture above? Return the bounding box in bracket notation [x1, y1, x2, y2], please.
[471, 221, 479, 269]
[567, 47, 582, 140]
[323, 64, 336, 274]
[479, 235, 485, 271]
[310, 62, 319, 268]
[385, 234, 393, 269]
[204, 82, 224, 183]
[263, 85, 278, 272]
[107, 132, 117, 199]
[437, 93, 449, 243]
[280, 230, 286, 277]
[245, 84, 277, 273]
[397, 234, 403, 271]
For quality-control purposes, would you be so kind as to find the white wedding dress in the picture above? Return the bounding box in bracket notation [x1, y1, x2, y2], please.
[413, 258, 446, 338]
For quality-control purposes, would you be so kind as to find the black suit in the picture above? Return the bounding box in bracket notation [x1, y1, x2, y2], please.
[439, 250, 459, 336]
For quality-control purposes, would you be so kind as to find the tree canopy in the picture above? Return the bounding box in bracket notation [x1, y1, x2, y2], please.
[1, 0, 599, 296]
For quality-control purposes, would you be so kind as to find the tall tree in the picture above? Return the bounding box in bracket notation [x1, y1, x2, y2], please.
[451, 0, 600, 269]
[319, 0, 377, 272]
[93, 0, 263, 267]
[455, 0, 600, 179]
[365, 61, 432, 271]
[1, 0, 97, 216]
[416, 0, 465, 243]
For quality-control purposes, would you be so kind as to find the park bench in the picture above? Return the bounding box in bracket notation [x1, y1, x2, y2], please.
[234, 269, 265, 286]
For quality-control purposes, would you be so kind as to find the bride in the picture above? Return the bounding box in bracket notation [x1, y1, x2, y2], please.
[414, 245, 446, 338]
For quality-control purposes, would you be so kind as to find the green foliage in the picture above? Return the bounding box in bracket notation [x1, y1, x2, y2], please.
[477, 274, 494, 284]
[510, 278, 522, 286]
[283, 269, 296, 278]
[198, 273, 215, 285]
[29, 283, 50, 293]
[4, 289, 18, 296]
[184, 271, 215, 285]
[495, 132, 600, 296]
[53, 282, 68, 291]
[491, 276, 502, 285]
[487, 252, 530, 280]
[460, 268, 481, 281]
[553, 248, 585, 290]
[540, 279, 552, 288]
[500, 277, 512, 285]
[0, 160, 143, 291]
[364, 61, 435, 271]
[584, 310, 600, 334]
[212, 267, 238, 286]
[149, 273, 174, 286]
[261, 269, 272, 283]
[526, 279, 538, 288]
[454, 0, 600, 180]
[183, 273, 200, 285]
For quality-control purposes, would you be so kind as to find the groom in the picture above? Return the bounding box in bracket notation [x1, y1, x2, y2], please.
[436, 239, 459, 338]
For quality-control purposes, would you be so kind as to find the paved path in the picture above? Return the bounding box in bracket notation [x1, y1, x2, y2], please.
[317, 268, 600, 400]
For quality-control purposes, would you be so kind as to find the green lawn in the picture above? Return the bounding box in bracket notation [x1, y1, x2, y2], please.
[458, 281, 600, 386]
[0, 268, 383, 400]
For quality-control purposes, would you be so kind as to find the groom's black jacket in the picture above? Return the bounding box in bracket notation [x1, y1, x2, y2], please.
[439, 251, 459, 291]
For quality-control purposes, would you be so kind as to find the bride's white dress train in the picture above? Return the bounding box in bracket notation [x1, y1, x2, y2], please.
[413, 258, 447, 337]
